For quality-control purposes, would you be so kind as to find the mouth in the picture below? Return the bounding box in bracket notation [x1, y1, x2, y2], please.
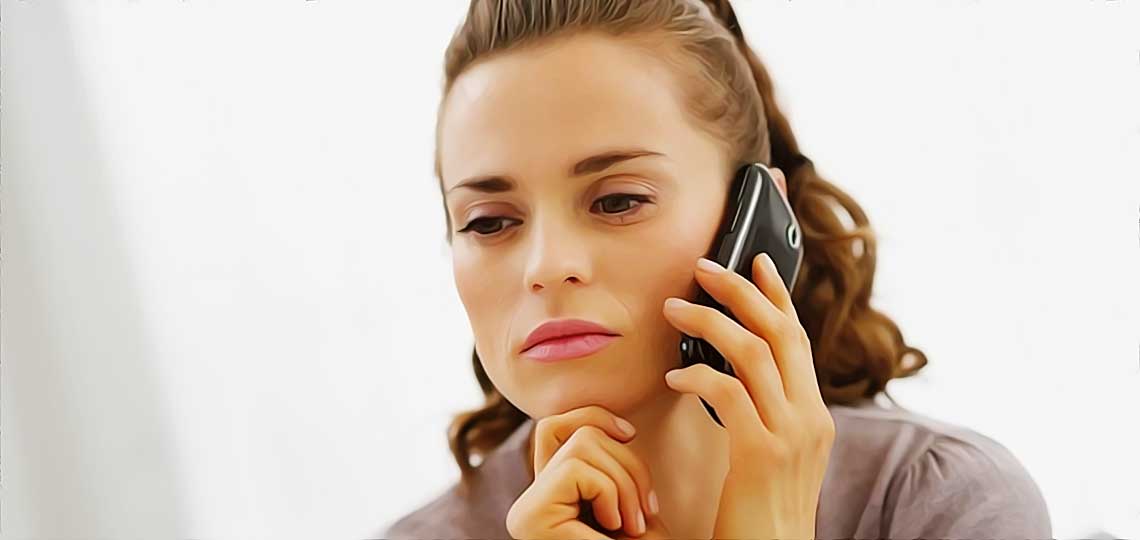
[521, 333, 620, 362]
[520, 318, 621, 362]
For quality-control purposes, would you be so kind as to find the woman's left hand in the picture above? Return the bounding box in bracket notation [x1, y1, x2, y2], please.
[661, 169, 835, 540]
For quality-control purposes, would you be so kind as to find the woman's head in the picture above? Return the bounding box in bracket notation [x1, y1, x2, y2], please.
[433, 0, 928, 486]
[441, 29, 744, 425]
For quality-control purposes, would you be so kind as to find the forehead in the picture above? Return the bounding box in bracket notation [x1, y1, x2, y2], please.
[439, 33, 694, 188]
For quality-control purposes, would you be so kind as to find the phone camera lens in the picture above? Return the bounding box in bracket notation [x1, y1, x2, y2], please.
[786, 223, 801, 248]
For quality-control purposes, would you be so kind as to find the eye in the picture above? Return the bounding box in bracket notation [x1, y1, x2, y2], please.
[458, 194, 653, 238]
[592, 193, 652, 215]
[457, 216, 520, 237]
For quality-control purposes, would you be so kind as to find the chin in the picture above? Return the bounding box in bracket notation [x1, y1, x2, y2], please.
[505, 340, 674, 417]
[517, 374, 658, 419]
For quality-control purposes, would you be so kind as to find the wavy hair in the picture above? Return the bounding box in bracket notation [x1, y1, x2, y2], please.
[432, 0, 928, 491]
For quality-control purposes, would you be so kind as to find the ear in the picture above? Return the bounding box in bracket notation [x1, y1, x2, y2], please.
[771, 167, 789, 203]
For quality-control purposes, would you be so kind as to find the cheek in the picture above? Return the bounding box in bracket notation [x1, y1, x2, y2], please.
[613, 213, 721, 359]
[633, 241, 705, 346]
[628, 202, 725, 301]
[634, 238, 701, 300]
[452, 247, 511, 355]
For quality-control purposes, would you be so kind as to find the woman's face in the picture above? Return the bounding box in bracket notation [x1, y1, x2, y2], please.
[439, 32, 732, 419]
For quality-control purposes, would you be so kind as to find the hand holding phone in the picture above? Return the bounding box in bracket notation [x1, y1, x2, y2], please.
[677, 163, 804, 427]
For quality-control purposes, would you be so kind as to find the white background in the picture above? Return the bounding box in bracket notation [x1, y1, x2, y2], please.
[3, 1, 1138, 539]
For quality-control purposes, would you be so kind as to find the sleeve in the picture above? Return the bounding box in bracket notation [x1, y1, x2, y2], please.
[881, 435, 1053, 540]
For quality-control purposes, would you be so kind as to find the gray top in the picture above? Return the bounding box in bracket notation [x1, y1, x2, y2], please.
[383, 397, 1052, 539]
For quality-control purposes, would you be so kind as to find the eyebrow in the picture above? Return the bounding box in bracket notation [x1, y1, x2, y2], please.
[445, 149, 665, 194]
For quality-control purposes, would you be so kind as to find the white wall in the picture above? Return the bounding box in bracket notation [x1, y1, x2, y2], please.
[2, 1, 1137, 539]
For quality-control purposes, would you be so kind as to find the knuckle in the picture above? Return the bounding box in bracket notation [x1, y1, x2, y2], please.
[764, 438, 793, 464]
[580, 423, 606, 438]
[616, 476, 639, 509]
[820, 410, 836, 432]
[777, 318, 800, 343]
[561, 456, 589, 476]
[534, 415, 555, 436]
[613, 467, 635, 491]
[715, 374, 745, 402]
[591, 466, 619, 498]
[815, 414, 837, 444]
[797, 325, 812, 346]
[746, 337, 771, 360]
[690, 363, 718, 383]
[694, 362, 717, 377]
[735, 430, 777, 462]
[745, 427, 770, 450]
[505, 487, 536, 536]
[566, 424, 603, 448]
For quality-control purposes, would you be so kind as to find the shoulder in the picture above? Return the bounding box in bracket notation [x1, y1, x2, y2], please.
[382, 419, 536, 539]
[818, 398, 1052, 540]
[882, 430, 1052, 539]
[382, 483, 467, 540]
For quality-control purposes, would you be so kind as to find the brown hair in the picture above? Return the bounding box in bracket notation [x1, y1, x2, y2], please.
[433, 0, 928, 490]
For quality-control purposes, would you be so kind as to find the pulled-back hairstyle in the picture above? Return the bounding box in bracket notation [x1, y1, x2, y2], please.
[433, 0, 928, 490]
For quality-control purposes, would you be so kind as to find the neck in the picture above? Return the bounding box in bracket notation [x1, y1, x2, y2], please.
[527, 389, 730, 538]
[626, 390, 730, 537]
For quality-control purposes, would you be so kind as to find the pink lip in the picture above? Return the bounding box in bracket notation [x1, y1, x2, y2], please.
[523, 334, 619, 362]
[520, 318, 621, 362]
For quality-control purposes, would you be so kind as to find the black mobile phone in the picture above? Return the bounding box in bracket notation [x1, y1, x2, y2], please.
[678, 162, 804, 427]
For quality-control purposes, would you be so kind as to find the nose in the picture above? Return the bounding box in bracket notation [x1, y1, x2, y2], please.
[523, 213, 591, 293]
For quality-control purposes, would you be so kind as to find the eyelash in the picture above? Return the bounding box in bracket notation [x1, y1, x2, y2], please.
[458, 193, 653, 237]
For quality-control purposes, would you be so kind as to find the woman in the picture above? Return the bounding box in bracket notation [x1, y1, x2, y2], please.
[385, 0, 1052, 538]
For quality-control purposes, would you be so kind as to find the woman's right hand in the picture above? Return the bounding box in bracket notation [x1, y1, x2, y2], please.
[505, 405, 669, 540]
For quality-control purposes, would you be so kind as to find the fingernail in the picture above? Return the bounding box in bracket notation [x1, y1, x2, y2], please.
[664, 297, 686, 312]
[648, 490, 660, 515]
[696, 257, 723, 273]
[636, 509, 646, 535]
[766, 254, 780, 274]
[614, 417, 636, 437]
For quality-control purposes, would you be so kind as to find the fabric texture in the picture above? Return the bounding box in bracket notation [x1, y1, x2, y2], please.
[382, 397, 1052, 540]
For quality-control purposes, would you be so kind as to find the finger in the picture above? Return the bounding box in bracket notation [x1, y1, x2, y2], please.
[753, 252, 818, 403]
[664, 363, 768, 443]
[577, 428, 658, 525]
[664, 296, 788, 432]
[588, 430, 661, 526]
[752, 250, 797, 320]
[613, 511, 673, 540]
[695, 256, 795, 351]
[534, 405, 636, 474]
[640, 512, 674, 540]
[771, 167, 789, 202]
[692, 258, 795, 419]
[555, 457, 624, 539]
[544, 426, 649, 537]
